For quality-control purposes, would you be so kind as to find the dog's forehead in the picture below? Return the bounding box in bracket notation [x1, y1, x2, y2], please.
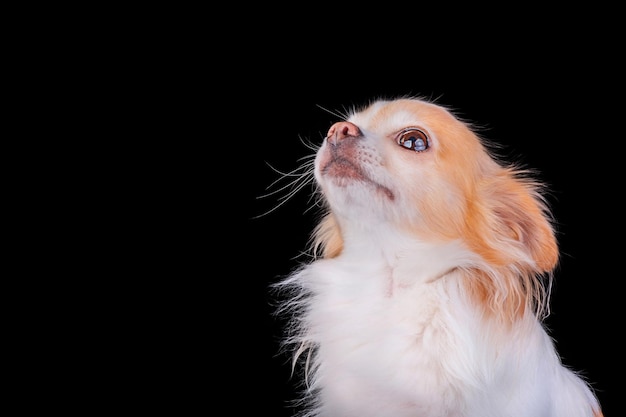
[348, 99, 448, 133]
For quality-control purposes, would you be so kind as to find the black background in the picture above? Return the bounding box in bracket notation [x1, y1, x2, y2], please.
[29, 8, 620, 416]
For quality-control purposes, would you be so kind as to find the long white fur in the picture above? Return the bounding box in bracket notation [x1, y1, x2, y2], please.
[275, 97, 602, 417]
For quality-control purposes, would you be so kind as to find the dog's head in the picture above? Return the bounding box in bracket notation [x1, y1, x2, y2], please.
[312, 97, 559, 319]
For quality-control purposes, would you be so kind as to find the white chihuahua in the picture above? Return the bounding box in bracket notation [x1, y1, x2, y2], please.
[274, 97, 603, 417]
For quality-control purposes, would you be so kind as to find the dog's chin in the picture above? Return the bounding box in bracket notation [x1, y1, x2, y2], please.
[319, 159, 395, 201]
[321, 157, 363, 180]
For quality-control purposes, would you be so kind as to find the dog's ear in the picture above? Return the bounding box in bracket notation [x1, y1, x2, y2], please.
[498, 178, 558, 274]
[466, 169, 559, 274]
[461, 169, 559, 322]
[312, 213, 343, 259]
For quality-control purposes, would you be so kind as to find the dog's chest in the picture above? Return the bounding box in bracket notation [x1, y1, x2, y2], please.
[304, 259, 464, 414]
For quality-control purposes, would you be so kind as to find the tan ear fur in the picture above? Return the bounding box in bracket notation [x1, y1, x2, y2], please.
[462, 168, 559, 321]
[465, 168, 558, 273]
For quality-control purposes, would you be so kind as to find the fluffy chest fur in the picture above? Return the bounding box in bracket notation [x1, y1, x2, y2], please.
[275, 97, 603, 417]
[290, 247, 552, 417]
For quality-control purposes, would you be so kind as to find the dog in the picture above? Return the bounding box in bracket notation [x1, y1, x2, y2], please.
[273, 97, 603, 417]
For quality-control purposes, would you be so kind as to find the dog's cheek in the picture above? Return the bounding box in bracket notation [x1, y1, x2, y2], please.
[388, 157, 467, 240]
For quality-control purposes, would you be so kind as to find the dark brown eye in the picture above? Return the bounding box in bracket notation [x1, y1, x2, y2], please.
[397, 129, 430, 152]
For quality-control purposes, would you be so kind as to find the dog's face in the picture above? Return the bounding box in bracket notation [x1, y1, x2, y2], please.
[314, 98, 558, 275]
[315, 99, 495, 239]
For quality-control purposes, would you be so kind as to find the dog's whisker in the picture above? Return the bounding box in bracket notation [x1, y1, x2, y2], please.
[254, 157, 317, 219]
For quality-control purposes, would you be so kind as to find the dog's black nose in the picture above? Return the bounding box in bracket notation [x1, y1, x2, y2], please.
[326, 121, 362, 146]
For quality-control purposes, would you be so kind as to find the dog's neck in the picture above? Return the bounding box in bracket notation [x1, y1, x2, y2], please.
[334, 221, 474, 286]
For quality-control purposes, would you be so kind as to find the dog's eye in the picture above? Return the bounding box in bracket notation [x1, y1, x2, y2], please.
[397, 129, 430, 152]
